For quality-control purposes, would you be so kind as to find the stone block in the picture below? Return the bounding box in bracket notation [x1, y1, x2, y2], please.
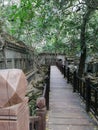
[0, 98, 29, 130]
[0, 69, 29, 130]
[0, 69, 28, 107]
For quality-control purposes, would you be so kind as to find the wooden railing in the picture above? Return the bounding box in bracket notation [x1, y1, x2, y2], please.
[29, 66, 50, 130]
[56, 61, 64, 75]
[44, 66, 50, 110]
[57, 63, 98, 120]
[66, 67, 98, 120]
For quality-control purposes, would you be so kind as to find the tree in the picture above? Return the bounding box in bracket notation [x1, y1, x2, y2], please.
[78, 8, 92, 76]
[0, 0, 98, 74]
[78, 0, 98, 76]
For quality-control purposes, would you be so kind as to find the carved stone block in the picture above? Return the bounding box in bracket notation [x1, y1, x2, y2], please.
[0, 98, 29, 130]
[0, 69, 29, 130]
[0, 69, 27, 107]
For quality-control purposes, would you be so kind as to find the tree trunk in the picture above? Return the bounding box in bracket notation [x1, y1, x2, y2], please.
[78, 9, 92, 77]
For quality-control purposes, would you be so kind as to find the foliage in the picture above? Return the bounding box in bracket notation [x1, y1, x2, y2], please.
[0, 0, 98, 56]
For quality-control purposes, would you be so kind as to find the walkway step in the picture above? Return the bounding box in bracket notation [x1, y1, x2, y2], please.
[47, 66, 98, 130]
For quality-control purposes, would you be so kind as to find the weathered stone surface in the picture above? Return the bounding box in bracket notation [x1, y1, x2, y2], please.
[0, 69, 27, 107]
[0, 97, 28, 116]
[36, 97, 46, 109]
[0, 98, 29, 130]
[0, 69, 29, 130]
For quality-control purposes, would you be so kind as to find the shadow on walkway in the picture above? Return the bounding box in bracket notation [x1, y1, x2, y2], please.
[46, 66, 98, 130]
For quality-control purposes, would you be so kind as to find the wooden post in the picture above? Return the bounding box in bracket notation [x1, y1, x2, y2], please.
[73, 71, 77, 92]
[45, 76, 49, 110]
[61, 65, 63, 74]
[29, 116, 41, 130]
[85, 78, 91, 112]
[64, 65, 66, 78]
[36, 108, 46, 130]
[48, 66, 50, 92]
[67, 67, 70, 83]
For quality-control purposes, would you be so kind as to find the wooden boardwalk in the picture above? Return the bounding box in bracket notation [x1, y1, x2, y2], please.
[46, 66, 98, 130]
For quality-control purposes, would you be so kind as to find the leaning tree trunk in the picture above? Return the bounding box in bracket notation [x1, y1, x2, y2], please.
[78, 9, 92, 77]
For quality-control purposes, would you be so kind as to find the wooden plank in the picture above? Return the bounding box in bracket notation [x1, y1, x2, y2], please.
[46, 66, 98, 130]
